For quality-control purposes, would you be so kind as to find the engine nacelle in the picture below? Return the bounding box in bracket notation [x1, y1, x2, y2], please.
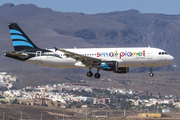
[101, 61, 129, 74]
[113, 67, 129, 74]
[101, 61, 118, 71]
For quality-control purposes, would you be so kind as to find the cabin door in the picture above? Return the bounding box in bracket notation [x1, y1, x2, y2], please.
[147, 49, 153, 59]
[36, 51, 42, 61]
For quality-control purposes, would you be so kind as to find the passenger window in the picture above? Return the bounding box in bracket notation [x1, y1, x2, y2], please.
[159, 52, 161, 55]
[162, 52, 164, 55]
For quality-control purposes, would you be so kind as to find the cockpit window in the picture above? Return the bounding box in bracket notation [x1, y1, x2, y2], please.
[159, 52, 168, 55]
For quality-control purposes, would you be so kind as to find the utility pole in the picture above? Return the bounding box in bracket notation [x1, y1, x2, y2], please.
[94, 110, 96, 116]
[20, 111, 22, 119]
[63, 110, 64, 120]
[41, 111, 42, 120]
[86, 108, 87, 119]
[3, 111, 4, 120]
[124, 109, 126, 116]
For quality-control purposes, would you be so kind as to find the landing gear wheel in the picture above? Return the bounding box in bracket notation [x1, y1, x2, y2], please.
[86, 71, 93, 77]
[94, 73, 101, 79]
[149, 67, 154, 77]
[149, 73, 154, 77]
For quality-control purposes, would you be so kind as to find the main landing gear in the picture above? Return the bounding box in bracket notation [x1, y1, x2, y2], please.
[86, 68, 101, 79]
[94, 69, 101, 79]
[149, 67, 154, 77]
[86, 71, 93, 77]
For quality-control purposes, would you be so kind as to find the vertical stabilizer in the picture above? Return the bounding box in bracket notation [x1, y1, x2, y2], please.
[8, 23, 39, 51]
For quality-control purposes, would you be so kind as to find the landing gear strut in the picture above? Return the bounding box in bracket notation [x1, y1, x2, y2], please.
[149, 67, 154, 77]
[86, 67, 101, 78]
[86, 66, 93, 77]
[94, 69, 101, 79]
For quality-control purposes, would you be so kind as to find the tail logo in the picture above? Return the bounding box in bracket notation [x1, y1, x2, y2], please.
[10, 29, 34, 48]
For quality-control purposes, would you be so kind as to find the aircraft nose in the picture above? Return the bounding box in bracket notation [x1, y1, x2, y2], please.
[168, 55, 174, 64]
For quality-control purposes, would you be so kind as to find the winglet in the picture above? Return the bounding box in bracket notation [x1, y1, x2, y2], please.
[54, 47, 59, 51]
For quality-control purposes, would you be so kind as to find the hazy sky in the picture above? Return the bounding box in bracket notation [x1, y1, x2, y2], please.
[0, 0, 180, 15]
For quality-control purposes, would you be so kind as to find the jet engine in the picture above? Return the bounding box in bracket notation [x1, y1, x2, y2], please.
[113, 67, 129, 74]
[100, 61, 129, 74]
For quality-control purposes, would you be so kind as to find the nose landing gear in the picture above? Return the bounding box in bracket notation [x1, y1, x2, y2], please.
[149, 67, 154, 77]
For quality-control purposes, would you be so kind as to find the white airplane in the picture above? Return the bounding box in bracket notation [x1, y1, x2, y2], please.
[4, 23, 174, 78]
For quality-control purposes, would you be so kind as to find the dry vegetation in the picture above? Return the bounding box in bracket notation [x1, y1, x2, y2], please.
[1, 104, 180, 120]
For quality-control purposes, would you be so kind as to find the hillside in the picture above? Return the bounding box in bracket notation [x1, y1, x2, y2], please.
[0, 3, 177, 70]
[0, 3, 179, 92]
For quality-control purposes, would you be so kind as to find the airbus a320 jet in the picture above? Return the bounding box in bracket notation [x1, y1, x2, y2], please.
[4, 23, 174, 78]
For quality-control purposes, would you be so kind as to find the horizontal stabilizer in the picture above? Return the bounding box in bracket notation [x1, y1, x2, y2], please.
[3, 51, 28, 57]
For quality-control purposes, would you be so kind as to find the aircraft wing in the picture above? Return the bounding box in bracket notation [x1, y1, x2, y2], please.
[56, 48, 101, 67]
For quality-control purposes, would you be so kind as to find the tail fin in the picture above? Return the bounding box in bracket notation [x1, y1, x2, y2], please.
[8, 23, 39, 51]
